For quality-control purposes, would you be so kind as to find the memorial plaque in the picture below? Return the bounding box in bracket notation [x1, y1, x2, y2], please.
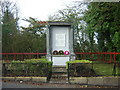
[56, 34, 65, 47]
[46, 21, 75, 65]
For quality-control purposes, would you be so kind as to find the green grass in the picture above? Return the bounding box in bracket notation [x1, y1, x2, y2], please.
[93, 61, 119, 76]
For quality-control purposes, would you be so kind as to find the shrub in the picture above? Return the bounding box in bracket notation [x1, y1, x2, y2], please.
[66, 60, 92, 69]
[66, 60, 96, 77]
[3, 58, 52, 77]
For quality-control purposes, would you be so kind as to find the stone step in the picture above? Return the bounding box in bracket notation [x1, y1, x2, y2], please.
[52, 66, 67, 73]
[51, 76, 68, 80]
[52, 65, 66, 67]
[49, 81, 69, 84]
[52, 73, 68, 78]
[50, 65, 68, 84]
[49, 78, 69, 84]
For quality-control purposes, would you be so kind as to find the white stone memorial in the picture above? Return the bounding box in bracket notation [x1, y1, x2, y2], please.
[46, 21, 75, 65]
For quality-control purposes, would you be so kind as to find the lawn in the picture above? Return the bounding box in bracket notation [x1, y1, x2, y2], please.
[93, 61, 119, 76]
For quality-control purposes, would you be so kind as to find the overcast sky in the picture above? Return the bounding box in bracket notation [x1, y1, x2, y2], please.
[9, 0, 84, 27]
[6, 0, 120, 27]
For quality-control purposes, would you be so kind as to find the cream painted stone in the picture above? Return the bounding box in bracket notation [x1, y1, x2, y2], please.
[2, 77, 15, 81]
[32, 77, 47, 83]
[103, 76, 119, 86]
[15, 77, 31, 81]
[69, 77, 87, 84]
[88, 77, 104, 85]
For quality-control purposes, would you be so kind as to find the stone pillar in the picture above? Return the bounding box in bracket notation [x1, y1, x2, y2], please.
[69, 26, 75, 61]
[46, 25, 52, 61]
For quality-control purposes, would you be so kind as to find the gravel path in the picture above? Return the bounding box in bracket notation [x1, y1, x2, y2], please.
[2, 80, 118, 88]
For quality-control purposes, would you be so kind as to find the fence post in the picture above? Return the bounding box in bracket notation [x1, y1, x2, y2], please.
[90, 53, 92, 60]
[46, 63, 49, 81]
[2, 63, 6, 77]
[21, 54, 23, 61]
[97, 54, 99, 61]
[6, 55, 8, 60]
[112, 63, 116, 76]
[37, 54, 39, 59]
[67, 63, 70, 84]
[112, 53, 116, 76]
[14, 54, 16, 60]
[110, 54, 112, 63]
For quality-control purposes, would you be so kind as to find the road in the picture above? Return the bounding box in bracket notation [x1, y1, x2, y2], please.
[2, 80, 118, 88]
[2, 81, 85, 88]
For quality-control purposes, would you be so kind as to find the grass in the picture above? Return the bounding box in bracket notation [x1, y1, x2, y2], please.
[92, 61, 119, 76]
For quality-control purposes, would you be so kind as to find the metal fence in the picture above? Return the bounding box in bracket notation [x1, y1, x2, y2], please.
[1, 53, 47, 61]
[75, 52, 120, 64]
[1, 52, 120, 63]
[2, 62, 52, 81]
[68, 52, 120, 82]
[67, 62, 120, 83]
[1, 52, 120, 82]
[67, 63, 94, 76]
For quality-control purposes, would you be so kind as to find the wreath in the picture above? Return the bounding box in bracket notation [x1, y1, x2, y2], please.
[53, 50, 59, 55]
[59, 50, 64, 55]
[64, 51, 70, 55]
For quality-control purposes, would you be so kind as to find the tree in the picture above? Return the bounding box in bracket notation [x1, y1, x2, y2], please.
[1, 0, 19, 53]
[21, 17, 46, 35]
[83, 2, 120, 52]
[21, 17, 47, 53]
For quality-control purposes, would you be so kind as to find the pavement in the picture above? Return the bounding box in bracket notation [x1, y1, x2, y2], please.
[1, 80, 119, 88]
[2, 81, 87, 88]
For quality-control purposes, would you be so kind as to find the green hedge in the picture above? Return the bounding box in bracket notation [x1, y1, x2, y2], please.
[3, 58, 52, 77]
[66, 60, 95, 77]
[66, 60, 92, 69]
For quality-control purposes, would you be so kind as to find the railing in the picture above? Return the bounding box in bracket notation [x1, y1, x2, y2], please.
[1, 52, 120, 63]
[75, 52, 120, 64]
[1, 53, 52, 81]
[2, 62, 52, 81]
[67, 52, 120, 82]
[1, 52, 120, 82]
[67, 63, 94, 78]
[0, 53, 47, 61]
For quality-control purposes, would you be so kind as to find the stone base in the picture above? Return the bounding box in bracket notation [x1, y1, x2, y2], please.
[69, 76, 120, 86]
[15, 77, 31, 81]
[2, 77, 47, 83]
[32, 77, 47, 83]
[2, 77, 15, 81]
[69, 77, 87, 84]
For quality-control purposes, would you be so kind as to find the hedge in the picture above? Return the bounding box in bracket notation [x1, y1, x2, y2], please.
[3, 58, 52, 78]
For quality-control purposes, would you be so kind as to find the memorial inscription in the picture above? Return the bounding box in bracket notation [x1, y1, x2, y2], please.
[56, 34, 66, 47]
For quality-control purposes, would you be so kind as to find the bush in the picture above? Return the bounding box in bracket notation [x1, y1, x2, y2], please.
[66, 60, 96, 77]
[3, 58, 52, 77]
[66, 60, 92, 69]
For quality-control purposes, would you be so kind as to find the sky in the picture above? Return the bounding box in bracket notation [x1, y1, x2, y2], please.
[9, 0, 84, 27]
[5, 0, 120, 27]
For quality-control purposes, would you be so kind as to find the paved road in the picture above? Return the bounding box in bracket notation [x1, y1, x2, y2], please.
[3, 81, 50, 88]
[2, 81, 85, 88]
[2, 81, 118, 88]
